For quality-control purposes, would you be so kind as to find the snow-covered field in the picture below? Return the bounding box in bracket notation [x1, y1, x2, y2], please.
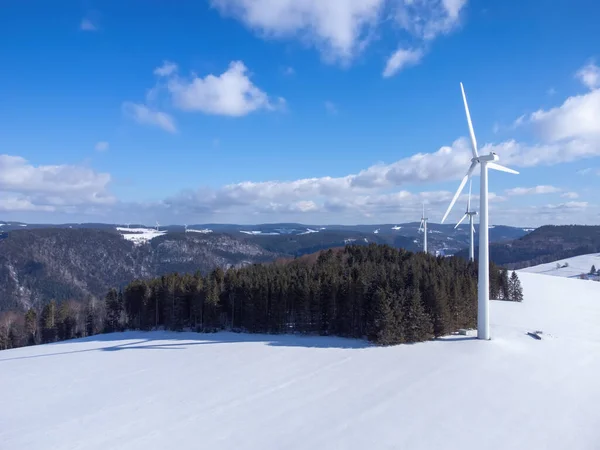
[186, 228, 212, 234]
[1, 272, 599, 450]
[519, 252, 600, 279]
[116, 227, 167, 245]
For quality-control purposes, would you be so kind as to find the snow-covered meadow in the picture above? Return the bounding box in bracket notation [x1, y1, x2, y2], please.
[519, 253, 600, 280]
[1, 272, 599, 450]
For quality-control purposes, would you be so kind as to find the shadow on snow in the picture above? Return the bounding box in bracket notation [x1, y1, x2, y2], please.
[0, 329, 479, 363]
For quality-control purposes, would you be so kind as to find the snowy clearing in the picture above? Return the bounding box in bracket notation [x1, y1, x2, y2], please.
[240, 230, 280, 236]
[186, 228, 212, 234]
[116, 227, 167, 245]
[1, 272, 599, 450]
[298, 228, 319, 235]
[519, 252, 600, 280]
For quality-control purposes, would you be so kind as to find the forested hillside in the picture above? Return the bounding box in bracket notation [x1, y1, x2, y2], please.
[0, 229, 274, 312]
[456, 225, 600, 269]
[0, 244, 521, 350]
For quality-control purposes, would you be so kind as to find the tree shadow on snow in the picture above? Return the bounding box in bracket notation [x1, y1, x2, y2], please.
[0, 331, 373, 362]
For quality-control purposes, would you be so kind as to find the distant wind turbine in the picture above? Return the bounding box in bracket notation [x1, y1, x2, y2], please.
[454, 179, 477, 262]
[441, 82, 519, 340]
[418, 203, 428, 253]
[155, 221, 160, 232]
[184, 224, 188, 233]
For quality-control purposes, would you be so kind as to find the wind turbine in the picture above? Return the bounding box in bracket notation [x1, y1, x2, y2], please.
[454, 179, 477, 262]
[441, 82, 519, 340]
[418, 203, 428, 253]
[184, 224, 188, 233]
[155, 221, 160, 232]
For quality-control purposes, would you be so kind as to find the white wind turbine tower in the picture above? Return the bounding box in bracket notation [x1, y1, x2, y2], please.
[418, 203, 428, 253]
[441, 82, 519, 340]
[184, 224, 188, 233]
[155, 221, 160, 232]
[454, 179, 477, 262]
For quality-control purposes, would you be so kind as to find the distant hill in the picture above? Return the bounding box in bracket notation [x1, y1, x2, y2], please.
[456, 225, 600, 269]
[0, 222, 533, 311]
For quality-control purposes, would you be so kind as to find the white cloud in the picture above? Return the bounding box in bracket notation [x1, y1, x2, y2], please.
[211, 0, 467, 69]
[383, 0, 468, 77]
[283, 66, 295, 75]
[80, 19, 97, 31]
[210, 0, 385, 63]
[383, 47, 424, 77]
[154, 61, 178, 77]
[167, 61, 280, 116]
[122, 102, 177, 133]
[525, 89, 600, 142]
[545, 201, 588, 210]
[561, 192, 579, 199]
[324, 101, 338, 115]
[0, 155, 114, 213]
[505, 185, 561, 196]
[394, 0, 468, 41]
[575, 61, 600, 90]
[95, 141, 109, 152]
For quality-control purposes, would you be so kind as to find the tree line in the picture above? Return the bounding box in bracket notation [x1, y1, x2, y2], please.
[0, 244, 523, 350]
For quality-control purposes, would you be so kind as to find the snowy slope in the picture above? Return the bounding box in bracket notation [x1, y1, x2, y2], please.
[519, 252, 600, 279]
[1, 272, 599, 450]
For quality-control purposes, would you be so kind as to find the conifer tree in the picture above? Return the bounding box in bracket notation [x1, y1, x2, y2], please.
[40, 300, 58, 343]
[24, 308, 37, 346]
[403, 287, 433, 343]
[509, 271, 524, 302]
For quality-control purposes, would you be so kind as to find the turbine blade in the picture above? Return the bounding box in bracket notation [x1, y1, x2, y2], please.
[418, 220, 423, 232]
[441, 161, 478, 224]
[488, 162, 519, 174]
[460, 82, 479, 159]
[472, 223, 476, 234]
[454, 214, 468, 229]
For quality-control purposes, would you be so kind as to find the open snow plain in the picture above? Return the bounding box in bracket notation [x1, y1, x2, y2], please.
[1, 272, 599, 450]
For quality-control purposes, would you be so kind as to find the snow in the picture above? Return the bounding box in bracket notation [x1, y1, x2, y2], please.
[298, 228, 319, 235]
[1, 272, 599, 450]
[186, 228, 213, 234]
[391, 225, 402, 230]
[116, 227, 167, 245]
[240, 230, 280, 236]
[373, 228, 380, 234]
[519, 253, 600, 280]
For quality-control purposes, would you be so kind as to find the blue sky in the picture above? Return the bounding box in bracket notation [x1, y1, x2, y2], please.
[0, 0, 599, 226]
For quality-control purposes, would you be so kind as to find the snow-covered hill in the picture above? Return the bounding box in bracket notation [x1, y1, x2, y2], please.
[1, 272, 599, 450]
[519, 252, 600, 280]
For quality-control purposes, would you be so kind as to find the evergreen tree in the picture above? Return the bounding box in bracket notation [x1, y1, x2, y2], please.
[509, 272, 524, 302]
[499, 269, 510, 300]
[24, 308, 38, 346]
[0, 243, 494, 350]
[104, 289, 122, 332]
[590, 265, 596, 275]
[403, 287, 433, 343]
[40, 301, 58, 343]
